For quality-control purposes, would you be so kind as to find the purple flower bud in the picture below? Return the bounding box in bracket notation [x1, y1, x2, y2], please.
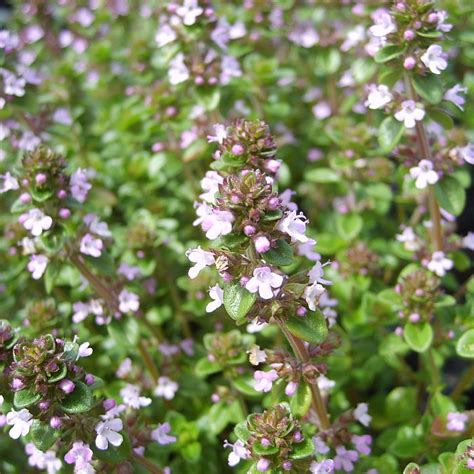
[21, 179, 29, 186]
[59, 379, 75, 394]
[211, 393, 220, 403]
[85, 373, 95, 385]
[50, 416, 62, 429]
[244, 225, 256, 236]
[261, 438, 270, 447]
[267, 197, 280, 210]
[0, 415, 7, 427]
[404, 57, 416, 70]
[152, 142, 164, 153]
[293, 431, 303, 442]
[20, 193, 31, 203]
[230, 194, 240, 204]
[414, 21, 422, 29]
[222, 272, 233, 283]
[395, 2, 405, 11]
[204, 7, 214, 17]
[428, 12, 439, 23]
[285, 381, 298, 396]
[59, 208, 71, 219]
[231, 144, 245, 155]
[208, 77, 218, 85]
[265, 159, 281, 174]
[103, 399, 116, 411]
[395, 326, 403, 336]
[57, 189, 67, 199]
[39, 400, 50, 411]
[240, 276, 250, 286]
[296, 306, 307, 317]
[195, 76, 204, 85]
[18, 213, 28, 225]
[11, 378, 25, 390]
[35, 173, 47, 185]
[409, 313, 420, 323]
[257, 458, 270, 472]
[404, 30, 415, 41]
[282, 461, 292, 471]
[166, 106, 177, 117]
[255, 235, 271, 253]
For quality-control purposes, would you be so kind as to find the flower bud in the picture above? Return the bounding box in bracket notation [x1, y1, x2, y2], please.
[59, 208, 71, 219]
[39, 400, 50, 411]
[261, 438, 270, 447]
[296, 306, 307, 317]
[222, 272, 233, 283]
[395, 2, 405, 11]
[285, 381, 298, 396]
[20, 192, 31, 203]
[103, 399, 116, 411]
[195, 76, 204, 85]
[428, 12, 439, 23]
[35, 173, 47, 185]
[257, 458, 270, 472]
[293, 431, 303, 442]
[57, 189, 67, 199]
[152, 142, 164, 153]
[265, 159, 281, 174]
[403, 56, 416, 70]
[244, 225, 256, 236]
[409, 313, 420, 323]
[267, 197, 280, 210]
[85, 373, 95, 385]
[11, 378, 25, 390]
[232, 144, 245, 155]
[395, 326, 403, 336]
[254, 235, 271, 253]
[282, 461, 292, 471]
[211, 393, 220, 403]
[208, 77, 218, 85]
[404, 30, 415, 41]
[59, 379, 75, 394]
[240, 276, 250, 286]
[50, 416, 62, 429]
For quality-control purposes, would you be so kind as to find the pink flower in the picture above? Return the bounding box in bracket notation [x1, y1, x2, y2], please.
[201, 210, 234, 240]
[118, 263, 141, 281]
[254, 369, 279, 392]
[206, 284, 224, 312]
[207, 123, 227, 144]
[369, 12, 396, 37]
[313, 436, 330, 454]
[277, 211, 310, 243]
[186, 247, 215, 279]
[304, 282, 326, 311]
[199, 171, 224, 203]
[151, 422, 177, 445]
[308, 261, 332, 285]
[364, 84, 392, 110]
[80, 233, 103, 258]
[246, 266, 283, 300]
[168, 53, 189, 85]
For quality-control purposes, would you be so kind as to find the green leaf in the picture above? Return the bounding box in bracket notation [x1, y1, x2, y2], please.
[434, 176, 466, 216]
[63, 341, 80, 362]
[232, 376, 261, 397]
[290, 383, 312, 417]
[290, 437, 315, 459]
[13, 388, 41, 408]
[428, 109, 454, 129]
[195, 357, 222, 377]
[264, 239, 294, 266]
[431, 392, 457, 417]
[286, 310, 328, 345]
[253, 442, 279, 456]
[336, 214, 363, 240]
[47, 363, 68, 383]
[234, 421, 251, 442]
[305, 167, 340, 183]
[93, 432, 131, 464]
[390, 426, 423, 458]
[30, 420, 58, 451]
[386, 387, 418, 423]
[404, 322, 433, 353]
[456, 329, 474, 359]
[223, 282, 256, 322]
[412, 75, 444, 105]
[374, 44, 405, 63]
[378, 117, 404, 152]
[61, 381, 93, 414]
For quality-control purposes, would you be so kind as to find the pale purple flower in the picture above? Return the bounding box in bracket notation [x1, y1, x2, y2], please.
[246, 266, 284, 300]
[78, 342, 93, 358]
[308, 261, 332, 285]
[463, 232, 474, 250]
[154, 376, 178, 400]
[352, 434, 372, 455]
[74, 8, 95, 27]
[7, 408, 33, 439]
[59, 379, 75, 394]
[206, 284, 224, 312]
[396, 227, 420, 251]
[207, 124, 227, 144]
[285, 380, 298, 396]
[80, 233, 103, 258]
[279, 189, 298, 211]
[3, 73, 26, 96]
[255, 235, 271, 253]
[444, 84, 467, 111]
[314, 436, 330, 454]
[334, 446, 359, 472]
[0, 172, 19, 193]
[310, 459, 335, 474]
[364, 84, 393, 109]
[304, 282, 326, 311]
[369, 12, 396, 37]
[257, 458, 271, 472]
[220, 56, 242, 85]
[64, 441, 94, 472]
[22, 208, 53, 236]
[17, 130, 41, 151]
[27, 254, 48, 280]
[277, 210, 310, 243]
[341, 25, 366, 51]
[118, 263, 141, 281]
[151, 422, 177, 445]
[120, 384, 152, 409]
[254, 369, 279, 392]
[201, 209, 234, 240]
[176, 0, 203, 26]
[0, 122, 10, 140]
[354, 402, 372, 427]
[169, 53, 189, 85]
[436, 10, 452, 32]
[53, 107, 73, 125]
[409, 160, 439, 189]
[155, 23, 177, 47]
[70, 168, 92, 203]
[313, 101, 332, 120]
[26, 444, 62, 474]
[248, 345, 267, 365]
[427, 251, 453, 277]
[447, 412, 468, 432]
[457, 144, 474, 165]
[186, 247, 215, 279]
[118, 289, 140, 313]
[288, 22, 319, 48]
[95, 418, 123, 450]
[224, 439, 251, 467]
[84, 214, 112, 237]
[421, 45, 448, 74]
[297, 239, 321, 261]
[116, 358, 132, 378]
[200, 171, 224, 203]
[394, 100, 425, 128]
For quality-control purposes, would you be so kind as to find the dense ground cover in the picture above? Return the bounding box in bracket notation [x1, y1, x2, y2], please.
[0, 1, 473, 473]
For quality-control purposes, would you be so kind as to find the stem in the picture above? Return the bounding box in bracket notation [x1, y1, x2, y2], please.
[278, 322, 331, 430]
[132, 453, 164, 474]
[451, 364, 474, 401]
[137, 339, 159, 384]
[404, 74, 443, 251]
